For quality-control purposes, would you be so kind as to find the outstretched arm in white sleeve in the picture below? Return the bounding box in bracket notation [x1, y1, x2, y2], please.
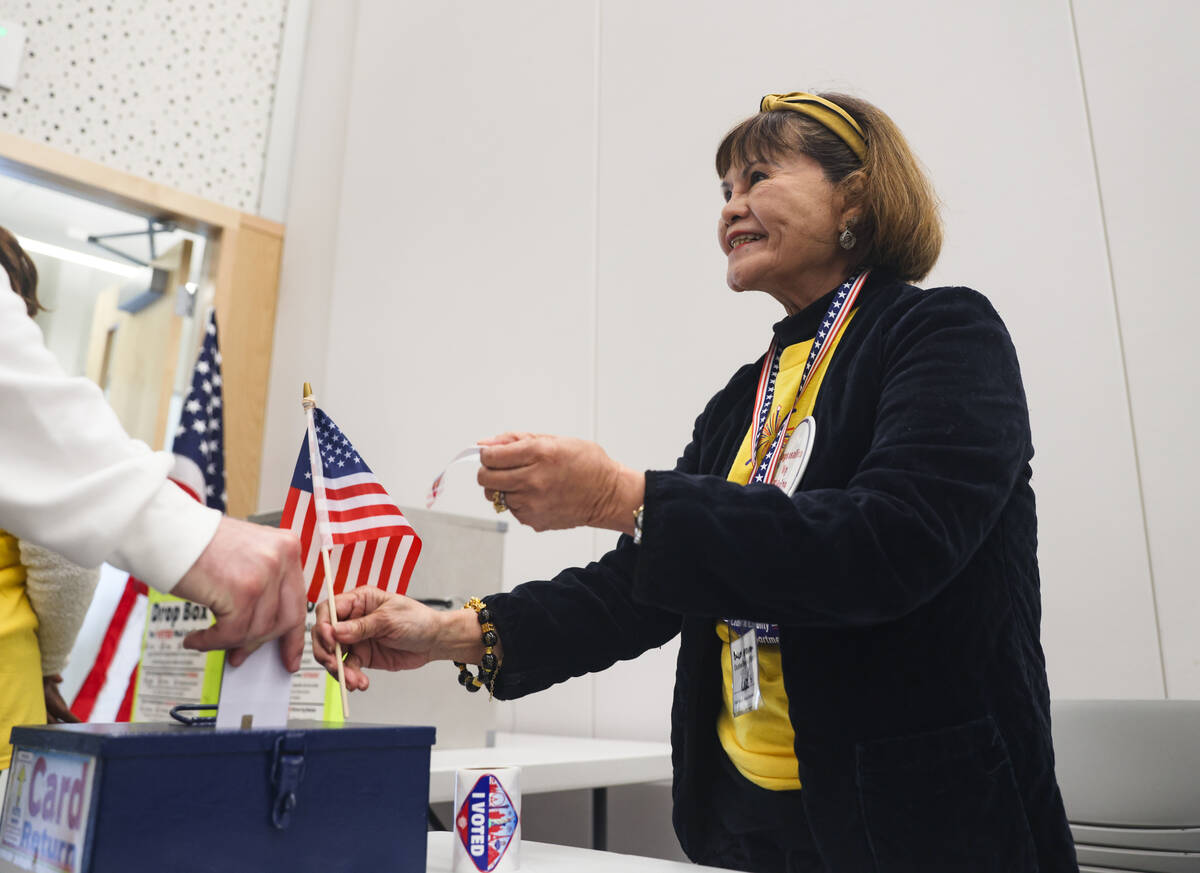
[0, 278, 304, 670]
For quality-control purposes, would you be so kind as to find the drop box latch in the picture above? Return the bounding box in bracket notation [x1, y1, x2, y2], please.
[270, 732, 307, 830]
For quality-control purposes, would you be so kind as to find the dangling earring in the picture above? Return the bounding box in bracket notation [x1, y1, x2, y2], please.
[838, 226, 857, 251]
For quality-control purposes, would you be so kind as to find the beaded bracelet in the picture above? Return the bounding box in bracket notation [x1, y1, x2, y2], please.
[453, 597, 500, 698]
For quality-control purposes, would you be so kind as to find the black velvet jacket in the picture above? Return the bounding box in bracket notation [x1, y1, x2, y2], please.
[486, 272, 1078, 872]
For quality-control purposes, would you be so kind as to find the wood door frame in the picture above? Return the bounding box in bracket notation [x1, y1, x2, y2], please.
[0, 131, 283, 519]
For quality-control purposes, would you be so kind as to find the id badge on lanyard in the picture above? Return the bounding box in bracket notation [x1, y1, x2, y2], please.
[728, 620, 779, 717]
[726, 271, 868, 717]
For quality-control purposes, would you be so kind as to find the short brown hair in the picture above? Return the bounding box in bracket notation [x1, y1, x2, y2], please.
[716, 92, 942, 282]
[0, 225, 42, 317]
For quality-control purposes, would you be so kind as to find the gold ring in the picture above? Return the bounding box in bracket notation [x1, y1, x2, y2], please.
[492, 490, 508, 513]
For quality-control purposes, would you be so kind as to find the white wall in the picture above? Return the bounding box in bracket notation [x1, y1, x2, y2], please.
[256, 0, 355, 533]
[1071, 0, 1200, 697]
[326, 0, 603, 738]
[262, 0, 1200, 755]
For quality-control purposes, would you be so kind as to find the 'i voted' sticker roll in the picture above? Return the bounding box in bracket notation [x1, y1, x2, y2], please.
[452, 766, 521, 873]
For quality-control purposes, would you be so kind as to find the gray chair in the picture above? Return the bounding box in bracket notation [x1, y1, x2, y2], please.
[1051, 699, 1200, 872]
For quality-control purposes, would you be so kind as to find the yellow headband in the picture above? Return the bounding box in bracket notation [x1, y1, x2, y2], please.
[759, 92, 867, 162]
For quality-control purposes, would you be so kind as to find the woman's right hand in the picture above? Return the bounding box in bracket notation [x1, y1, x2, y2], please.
[312, 588, 484, 691]
[44, 674, 80, 724]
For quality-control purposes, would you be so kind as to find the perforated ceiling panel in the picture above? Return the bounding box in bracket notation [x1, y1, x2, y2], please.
[0, 0, 289, 212]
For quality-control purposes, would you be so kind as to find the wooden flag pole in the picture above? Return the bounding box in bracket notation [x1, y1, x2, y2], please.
[319, 547, 350, 720]
[303, 382, 351, 720]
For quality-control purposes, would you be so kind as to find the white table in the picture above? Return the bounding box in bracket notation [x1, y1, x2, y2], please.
[429, 732, 673, 850]
[425, 832, 722, 873]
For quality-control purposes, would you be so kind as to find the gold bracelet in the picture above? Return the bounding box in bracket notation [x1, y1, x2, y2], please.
[452, 597, 500, 698]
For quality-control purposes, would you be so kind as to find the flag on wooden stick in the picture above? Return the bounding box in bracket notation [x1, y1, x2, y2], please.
[281, 406, 421, 603]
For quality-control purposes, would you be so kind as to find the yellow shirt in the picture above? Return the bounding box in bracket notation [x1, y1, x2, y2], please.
[716, 310, 855, 790]
[0, 530, 46, 770]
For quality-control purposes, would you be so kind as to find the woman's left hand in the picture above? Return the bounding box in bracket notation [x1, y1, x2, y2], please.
[477, 433, 644, 533]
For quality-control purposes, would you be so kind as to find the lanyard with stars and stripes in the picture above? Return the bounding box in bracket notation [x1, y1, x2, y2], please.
[728, 271, 870, 648]
[748, 270, 869, 487]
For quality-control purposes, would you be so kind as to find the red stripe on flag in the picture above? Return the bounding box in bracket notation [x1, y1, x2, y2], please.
[323, 481, 389, 501]
[115, 663, 138, 722]
[282, 484, 301, 529]
[333, 525, 417, 545]
[358, 539, 379, 587]
[397, 536, 421, 596]
[378, 536, 401, 590]
[171, 479, 202, 503]
[327, 504, 408, 523]
[332, 545, 353, 595]
[71, 575, 142, 721]
[300, 492, 318, 550]
[293, 495, 328, 603]
[306, 541, 326, 603]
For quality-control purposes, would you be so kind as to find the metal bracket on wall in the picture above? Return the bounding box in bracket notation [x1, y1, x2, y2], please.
[87, 217, 177, 267]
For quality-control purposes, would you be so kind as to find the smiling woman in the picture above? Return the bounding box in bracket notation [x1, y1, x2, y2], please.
[716, 92, 941, 317]
[719, 154, 852, 314]
[313, 91, 1078, 873]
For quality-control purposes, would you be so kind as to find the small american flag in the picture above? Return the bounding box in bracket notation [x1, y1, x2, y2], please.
[170, 309, 226, 511]
[281, 407, 421, 603]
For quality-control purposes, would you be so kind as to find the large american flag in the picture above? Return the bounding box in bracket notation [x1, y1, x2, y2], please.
[282, 407, 421, 603]
[69, 309, 224, 722]
[170, 309, 226, 510]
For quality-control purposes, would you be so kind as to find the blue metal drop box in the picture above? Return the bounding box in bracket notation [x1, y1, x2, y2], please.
[0, 721, 435, 873]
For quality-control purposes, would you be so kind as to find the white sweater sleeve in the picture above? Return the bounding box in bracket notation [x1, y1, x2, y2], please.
[0, 277, 220, 591]
[19, 540, 101, 675]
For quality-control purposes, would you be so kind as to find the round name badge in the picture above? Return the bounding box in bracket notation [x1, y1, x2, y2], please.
[771, 416, 816, 496]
